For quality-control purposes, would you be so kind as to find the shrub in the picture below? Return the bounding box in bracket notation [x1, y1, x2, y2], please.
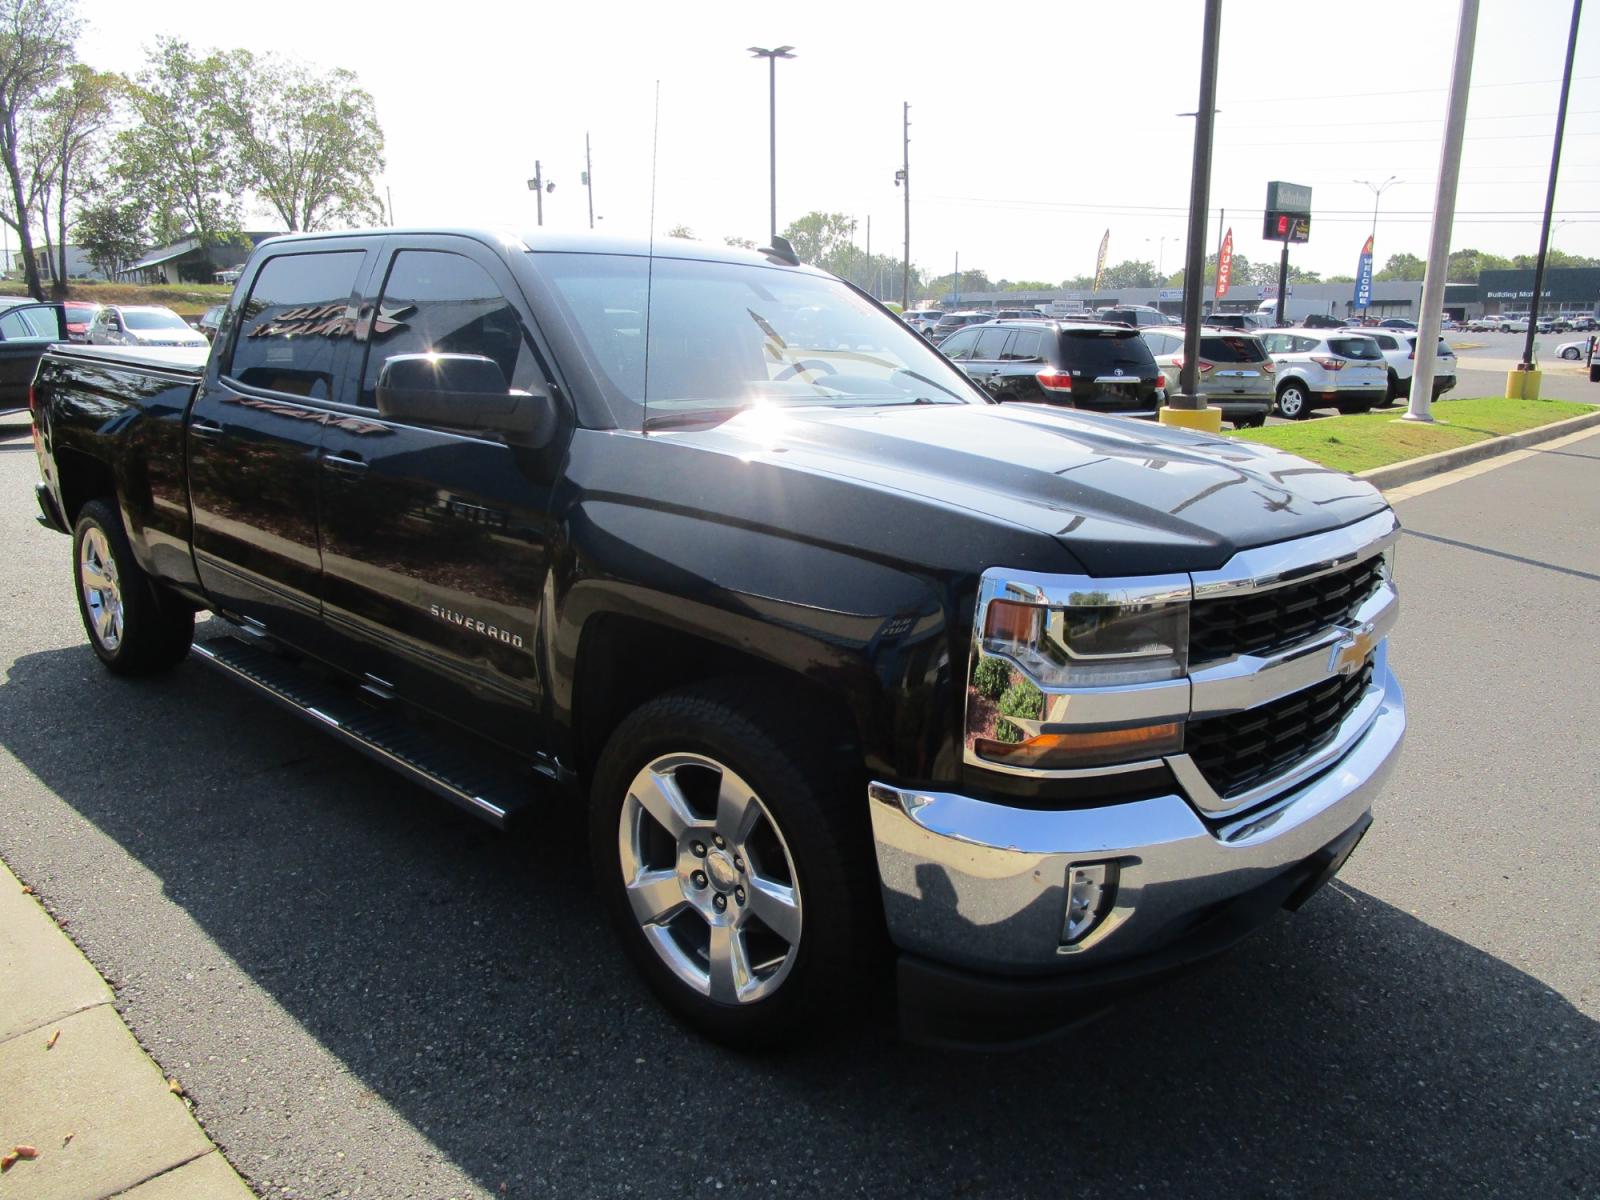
[995, 678, 1044, 743]
[972, 655, 1011, 700]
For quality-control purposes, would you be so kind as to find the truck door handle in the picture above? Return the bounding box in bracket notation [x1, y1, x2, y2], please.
[190, 420, 223, 440]
[322, 452, 367, 475]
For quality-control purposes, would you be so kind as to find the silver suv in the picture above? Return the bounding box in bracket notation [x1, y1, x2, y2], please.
[1367, 330, 1457, 403]
[1260, 329, 1388, 419]
[929, 310, 993, 344]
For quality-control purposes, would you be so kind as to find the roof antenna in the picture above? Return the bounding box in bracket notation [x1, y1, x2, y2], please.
[759, 233, 800, 266]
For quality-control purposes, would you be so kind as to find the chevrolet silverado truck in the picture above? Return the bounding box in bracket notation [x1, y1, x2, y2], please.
[29, 229, 1404, 1049]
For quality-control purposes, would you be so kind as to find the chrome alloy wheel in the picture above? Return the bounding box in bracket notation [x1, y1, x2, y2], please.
[617, 752, 803, 1005]
[79, 527, 124, 652]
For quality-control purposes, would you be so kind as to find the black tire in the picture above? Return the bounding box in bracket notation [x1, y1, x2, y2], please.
[1560, 347, 1581, 360]
[1275, 381, 1311, 420]
[588, 681, 881, 1049]
[1233, 414, 1268, 429]
[1384, 369, 1402, 403]
[72, 499, 194, 675]
[1337, 402, 1376, 416]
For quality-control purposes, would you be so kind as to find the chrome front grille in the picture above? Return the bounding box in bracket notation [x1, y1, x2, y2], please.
[1189, 556, 1385, 665]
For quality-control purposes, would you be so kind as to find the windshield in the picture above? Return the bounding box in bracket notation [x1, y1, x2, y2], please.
[530, 252, 985, 428]
[123, 309, 191, 332]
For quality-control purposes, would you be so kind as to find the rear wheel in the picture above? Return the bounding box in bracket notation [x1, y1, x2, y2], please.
[1337, 401, 1376, 415]
[588, 682, 879, 1048]
[1275, 382, 1311, 420]
[1384, 369, 1403, 403]
[1233, 414, 1268, 429]
[73, 499, 193, 675]
[1560, 346, 1582, 360]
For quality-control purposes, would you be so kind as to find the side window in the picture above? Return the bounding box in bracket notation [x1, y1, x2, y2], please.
[972, 328, 1013, 361]
[1003, 330, 1043, 361]
[360, 250, 542, 409]
[1292, 336, 1319, 353]
[1373, 334, 1396, 350]
[1261, 334, 1287, 354]
[0, 305, 57, 340]
[229, 251, 365, 399]
[939, 329, 981, 360]
[1143, 332, 1174, 356]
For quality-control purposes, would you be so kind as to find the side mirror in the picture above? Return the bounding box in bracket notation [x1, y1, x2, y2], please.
[375, 353, 558, 448]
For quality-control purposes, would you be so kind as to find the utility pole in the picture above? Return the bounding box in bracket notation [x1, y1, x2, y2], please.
[1168, 0, 1223, 427]
[386, 186, 394, 226]
[954, 251, 960, 306]
[1407, 0, 1479, 421]
[865, 215, 872, 296]
[1275, 244, 1289, 326]
[584, 133, 595, 229]
[898, 102, 911, 308]
[1520, 0, 1582, 375]
[527, 161, 549, 226]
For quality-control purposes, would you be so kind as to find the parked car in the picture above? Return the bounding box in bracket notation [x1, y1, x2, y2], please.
[927, 309, 992, 344]
[1204, 312, 1265, 332]
[88, 305, 209, 349]
[939, 319, 1164, 417]
[1569, 315, 1597, 332]
[1259, 329, 1389, 419]
[28, 228, 1406, 1050]
[901, 308, 944, 335]
[1141, 328, 1274, 428]
[1367, 330, 1457, 402]
[63, 301, 101, 343]
[1095, 304, 1174, 329]
[198, 304, 226, 340]
[990, 308, 1041, 321]
[0, 300, 66, 414]
[1556, 337, 1594, 361]
[1377, 318, 1416, 331]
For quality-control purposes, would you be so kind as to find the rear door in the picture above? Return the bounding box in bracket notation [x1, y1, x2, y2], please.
[316, 236, 564, 750]
[187, 242, 376, 650]
[966, 326, 1014, 396]
[997, 327, 1046, 402]
[0, 303, 64, 412]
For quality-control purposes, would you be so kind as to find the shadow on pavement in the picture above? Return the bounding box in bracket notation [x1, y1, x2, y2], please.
[2, 639, 1595, 1196]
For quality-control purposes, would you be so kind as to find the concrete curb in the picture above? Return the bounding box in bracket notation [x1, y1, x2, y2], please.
[0, 859, 255, 1199]
[1357, 407, 1600, 491]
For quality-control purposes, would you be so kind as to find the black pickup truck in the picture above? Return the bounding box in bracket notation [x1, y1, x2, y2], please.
[30, 229, 1405, 1048]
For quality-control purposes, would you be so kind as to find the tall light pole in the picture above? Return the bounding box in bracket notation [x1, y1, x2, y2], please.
[1356, 176, 1401, 251]
[748, 45, 795, 245]
[897, 101, 911, 308]
[1520, 0, 1583, 373]
[583, 133, 595, 229]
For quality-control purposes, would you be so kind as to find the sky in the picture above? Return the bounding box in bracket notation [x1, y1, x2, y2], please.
[71, 0, 1600, 286]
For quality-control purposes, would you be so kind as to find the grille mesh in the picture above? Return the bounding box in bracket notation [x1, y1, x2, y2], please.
[1187, 662, 1374, 800]
[1190, 557, 1384, 664]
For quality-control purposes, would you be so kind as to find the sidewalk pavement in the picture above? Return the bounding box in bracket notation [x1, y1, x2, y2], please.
[0, 859, 253, 1199]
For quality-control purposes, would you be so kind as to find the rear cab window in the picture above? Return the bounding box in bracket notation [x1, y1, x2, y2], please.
[228, 250, 366, 399]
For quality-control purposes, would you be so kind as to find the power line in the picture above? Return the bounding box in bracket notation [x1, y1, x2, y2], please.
[922, 193, 1600, 217]
[1219, 74, 1600, 105]
[1220, 130, 1600, 147]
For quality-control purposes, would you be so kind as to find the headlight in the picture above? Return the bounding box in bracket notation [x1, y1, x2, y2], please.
[982, 596, 1189, 687]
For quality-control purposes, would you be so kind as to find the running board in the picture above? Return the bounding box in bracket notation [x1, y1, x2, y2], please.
[191, 637, 536, 829]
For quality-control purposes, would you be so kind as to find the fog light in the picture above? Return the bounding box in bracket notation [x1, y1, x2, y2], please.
[1062, 862, 1118, 944]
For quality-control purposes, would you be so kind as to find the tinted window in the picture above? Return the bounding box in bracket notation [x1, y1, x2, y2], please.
[972, 328, 1013, 360]
[938, 329, 981, 359]
[1199, 335, 1266, 363]
[230, 251, 365, 399]
[1058, 329, 1158, 377]
[360, 250, 542, 408]
[0, 306, 55, 339]
[1003, 330, 1043, 360]
[1328, 337, 1382, 360]
[1260, 334, 1289, 354]
[1142, 331, 1178, 356]
[1292, 336, 1321, 353]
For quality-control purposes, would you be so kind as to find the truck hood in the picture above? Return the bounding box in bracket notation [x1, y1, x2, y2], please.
[666, 402, 1389, 575]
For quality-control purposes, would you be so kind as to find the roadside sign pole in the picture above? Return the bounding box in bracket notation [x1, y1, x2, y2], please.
[1163, 0, 1223, 432]
[1275, 243, 1289, 326]
[1407, 0, 1479, 422]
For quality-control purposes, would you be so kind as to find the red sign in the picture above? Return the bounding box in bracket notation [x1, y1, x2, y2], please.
[1216, 228, 1234, 298]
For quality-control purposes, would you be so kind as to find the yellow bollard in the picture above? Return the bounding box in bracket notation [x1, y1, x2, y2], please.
[1504, 367, 1542, 400]
[1159, 406, 1224, 433]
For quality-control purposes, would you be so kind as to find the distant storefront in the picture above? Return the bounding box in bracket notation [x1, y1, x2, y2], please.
[1478, 267, 1600, 317]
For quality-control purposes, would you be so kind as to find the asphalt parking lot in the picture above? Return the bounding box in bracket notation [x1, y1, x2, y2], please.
[2, 410, 1597, 1198]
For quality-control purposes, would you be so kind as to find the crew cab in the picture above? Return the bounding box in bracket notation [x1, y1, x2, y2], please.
[30, 228, 1405, 1049]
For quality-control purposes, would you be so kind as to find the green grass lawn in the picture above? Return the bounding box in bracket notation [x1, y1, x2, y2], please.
[0, 279, 234, 316]
[1231, 396, 1596, 474]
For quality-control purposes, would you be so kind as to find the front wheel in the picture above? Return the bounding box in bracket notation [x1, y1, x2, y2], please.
[1561, 347, 1582, 360]
[1276, 382, 1311, 420]
[73, 499, 194, 675]
[588, 683, 879, 1048]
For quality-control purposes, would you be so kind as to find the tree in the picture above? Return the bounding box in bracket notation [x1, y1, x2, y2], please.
[116, 39, 246, 246]
[1446, 247, 1511, 281]
[1510, 248, 1598, 270]
[723, 235, 755, 249]
[1375, 252, 1425, 282]
[73, 193, 142, 277]
[663, 223, 694, 239]
[0, 0, 77, 299]
[28, 63, 116, 295]
[224, 54, 383, 232]
[1325, 274, 1356, 284]
[1098, 259, 1161, 288]
[780, 211, 855, 269]
[924, 268, 992, 298]
[1000, 279, 1053, 291]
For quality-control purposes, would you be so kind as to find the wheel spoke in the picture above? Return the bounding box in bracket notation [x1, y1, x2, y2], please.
[745, 875, 801, 945]
[707, 922, 752, 1003]
[633, 769, 697, 839]
[81, 562, 112, 592]
[625, 868, 687, 926]
[93, 605, 114, 642]
[716, 772, 761, 847]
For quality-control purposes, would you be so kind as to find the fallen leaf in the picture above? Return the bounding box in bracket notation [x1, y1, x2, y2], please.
[0, 1152, 16, 1171]
[13, 1147, 38, 1160]
[20, 885, 33, 894]
[45, 1029, 60, 1049]
[167, 1076, 184, 1095]
[62, 1132, 75, 1146]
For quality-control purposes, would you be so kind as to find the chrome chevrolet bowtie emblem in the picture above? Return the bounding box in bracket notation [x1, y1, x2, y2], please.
[1329, 623, 1378, 677]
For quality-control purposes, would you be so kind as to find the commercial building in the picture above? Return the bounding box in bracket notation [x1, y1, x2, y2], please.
[1477, 267, 1600, 318]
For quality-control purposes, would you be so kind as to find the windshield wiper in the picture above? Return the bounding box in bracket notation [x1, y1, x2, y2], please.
[892, 367, 968, 402]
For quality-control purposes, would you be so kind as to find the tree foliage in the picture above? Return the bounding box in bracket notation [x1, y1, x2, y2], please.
[224, 54, 383, 232]
[780, 211, 856, 268]
[0, 0, 78, 298]
[663, 223, 695, 239]
[72, 193, 142, 275]
[28, 62, 116, 294]
[1375, 252, 1425, 282]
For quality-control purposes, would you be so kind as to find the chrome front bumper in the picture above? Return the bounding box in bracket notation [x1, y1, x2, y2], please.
[869, 658, 1404, 975]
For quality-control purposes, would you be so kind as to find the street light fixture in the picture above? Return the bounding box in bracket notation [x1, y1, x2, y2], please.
[1355, 175, 1401, 251]
[749, 45, 796, 245]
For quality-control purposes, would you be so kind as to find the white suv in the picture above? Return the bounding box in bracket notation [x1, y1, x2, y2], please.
[902, 309, 944, 335]
[1259, 329, 1389, 419]
[1367, 330, 1458, 403]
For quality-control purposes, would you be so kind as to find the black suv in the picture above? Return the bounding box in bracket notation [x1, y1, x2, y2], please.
[938, 320, 1163, 417]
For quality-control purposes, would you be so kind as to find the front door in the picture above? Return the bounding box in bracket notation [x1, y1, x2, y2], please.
[317, 239, 562, 750]
[187, 245, 375, 649]
[0, 303, 64, 412]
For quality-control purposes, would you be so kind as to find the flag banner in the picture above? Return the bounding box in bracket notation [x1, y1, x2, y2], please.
[1093, 229, 1110, 291]
[1216, 228, 1234, 298]
[1354, 235, 1375, 309]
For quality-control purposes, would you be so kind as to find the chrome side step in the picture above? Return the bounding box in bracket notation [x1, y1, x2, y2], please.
[191, 637, 536, 829]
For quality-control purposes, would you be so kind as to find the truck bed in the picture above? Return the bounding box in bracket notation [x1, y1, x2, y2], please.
[46, 343, 210, 376]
